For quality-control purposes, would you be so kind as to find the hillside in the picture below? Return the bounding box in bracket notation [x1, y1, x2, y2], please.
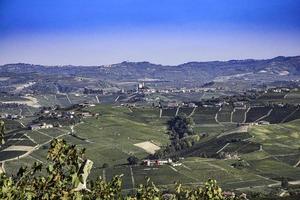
[1, 56, 300, 90]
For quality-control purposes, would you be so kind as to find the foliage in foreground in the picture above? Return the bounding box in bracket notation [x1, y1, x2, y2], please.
[0, 139, 244, 199]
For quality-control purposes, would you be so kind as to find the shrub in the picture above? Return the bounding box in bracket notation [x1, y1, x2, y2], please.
[127, 155, 139, 165]
[102, 163, 109, 168]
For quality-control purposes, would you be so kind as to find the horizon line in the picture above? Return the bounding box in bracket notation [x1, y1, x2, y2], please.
[1, 54, 299, 67]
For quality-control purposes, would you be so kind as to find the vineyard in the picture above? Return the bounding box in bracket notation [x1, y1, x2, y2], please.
[264, 105, 297, 123]
[232, 108, 247, 123]
[192, 107, 219, 124]
[1, 104, 300, 196]
[245, 106, 272, 122]
[216, 105, 234, 122]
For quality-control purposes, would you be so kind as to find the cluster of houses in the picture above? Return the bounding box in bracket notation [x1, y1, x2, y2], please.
[156, 87, 218, 94]
[267, 87, 290, 93]
[0, 113, 23, 120]
[142, 158, 182, 167]
[40, 104, 97, 120]
[41, 109, 76, 119]
[30, 122, 54, 130]
[134, 82, 220, 95]
[219, 152, 240, 160]
[250, 121, 270, 126]
[78, 102, 96, 107]
[166, 102, 197, 108]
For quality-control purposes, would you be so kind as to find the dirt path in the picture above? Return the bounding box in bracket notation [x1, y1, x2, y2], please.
[216, 143, 230, 154]
[215, 107, 223, 125]
[293, 160, 300, 167]
[230, 108, 235, 123]
[243, 107, 251, 123]
[188, 107, 197, 118]
[129, 166, 135, 189]
[19, 122, 26, 128]
[169, 165, 178, 172]
[2, 145, 34, 152]
[95, 95, 100, 103]
[65, 94, 72, 104]
[175, 106, 180, 116]
[255, 109, 273, 122]
[281, 107, 299, 123]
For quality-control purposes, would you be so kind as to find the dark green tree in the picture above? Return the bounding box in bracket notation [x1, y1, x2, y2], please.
[127, 155, 139, 165]
[167, 116, 194, 139]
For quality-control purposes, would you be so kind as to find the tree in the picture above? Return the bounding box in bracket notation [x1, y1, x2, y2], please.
[102, 163, 109, 168]
[127, 155, 139, 165]
[0, 120, 5, 145]
[167, 116, 194, 139]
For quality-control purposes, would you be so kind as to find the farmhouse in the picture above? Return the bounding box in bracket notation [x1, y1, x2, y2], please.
[258, 120, 270, 125]
[203, 104, 214, 108]
[233, 101, 246, 108]
[80, 112, 93, 118]
[167, 102, 178, 108]
[188, 103, 197, 108]
[142, 158, 172, 166]
[0, 113, 8, 118]
[30, 123, 53, 130]
[0, 113, 23, 120]
[79, 102, 96, 107]
[171, 162, 182, 167]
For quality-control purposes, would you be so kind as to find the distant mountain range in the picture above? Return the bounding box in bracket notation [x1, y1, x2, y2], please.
[1, 56, 300, 90]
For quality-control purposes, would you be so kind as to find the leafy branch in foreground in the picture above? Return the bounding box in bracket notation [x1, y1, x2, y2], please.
[0, 139, 245, 199]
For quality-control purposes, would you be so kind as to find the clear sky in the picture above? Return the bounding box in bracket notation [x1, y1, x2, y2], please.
[1, 0, 300, 65]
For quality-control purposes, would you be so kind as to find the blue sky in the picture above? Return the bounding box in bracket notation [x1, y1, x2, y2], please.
[1, 0, 300, 65]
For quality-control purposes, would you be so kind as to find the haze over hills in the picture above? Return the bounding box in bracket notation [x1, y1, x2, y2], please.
[1, 56, 300, 91]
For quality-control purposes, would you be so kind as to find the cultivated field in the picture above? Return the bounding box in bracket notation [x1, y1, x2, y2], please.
[2, 104, 300, 193]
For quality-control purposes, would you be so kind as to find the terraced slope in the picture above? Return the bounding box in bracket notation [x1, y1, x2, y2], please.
[245, 106, 272, 123]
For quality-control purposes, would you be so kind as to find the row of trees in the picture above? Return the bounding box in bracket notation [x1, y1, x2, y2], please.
[0, 139, 244, 199]
[154, 116, 199, 159]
